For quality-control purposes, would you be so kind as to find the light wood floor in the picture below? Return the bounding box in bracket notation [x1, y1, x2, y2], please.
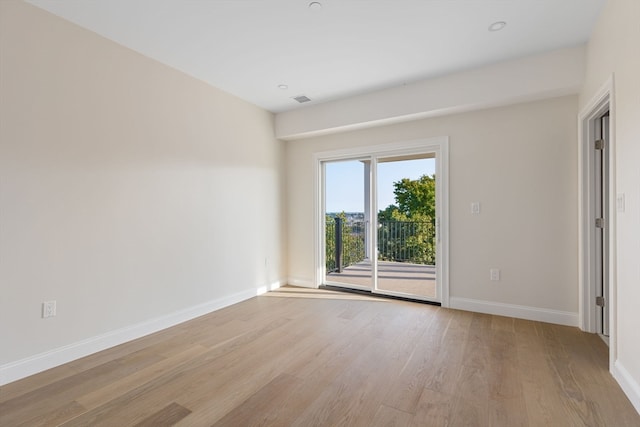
[1, 286, 639, 426]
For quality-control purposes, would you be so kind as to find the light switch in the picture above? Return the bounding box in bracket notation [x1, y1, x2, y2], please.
[471, 202, 481, 214]
[617, 193, 625, 212]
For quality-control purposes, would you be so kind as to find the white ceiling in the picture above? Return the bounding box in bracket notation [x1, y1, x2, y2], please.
[27, 0, 605, 113]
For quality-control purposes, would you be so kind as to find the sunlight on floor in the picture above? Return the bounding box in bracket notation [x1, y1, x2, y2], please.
[263, 286, 392, 302]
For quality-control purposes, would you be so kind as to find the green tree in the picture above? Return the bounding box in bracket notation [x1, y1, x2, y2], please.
[393, 174, 435, 219]
[377, 174, 436, 265]
[378, 204, 399, 222]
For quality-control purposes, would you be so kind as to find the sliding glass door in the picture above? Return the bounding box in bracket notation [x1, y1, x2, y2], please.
[319, 141, 445, 303]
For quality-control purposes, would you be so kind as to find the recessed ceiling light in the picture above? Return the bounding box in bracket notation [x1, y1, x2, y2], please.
[489, 21, 507, 32]
[309, 2, 322, 11]
[278, 84, 288, 90]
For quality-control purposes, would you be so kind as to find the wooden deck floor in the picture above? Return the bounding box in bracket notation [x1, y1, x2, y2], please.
[1, 286, 639, 426]
[327, 260, 436, 298]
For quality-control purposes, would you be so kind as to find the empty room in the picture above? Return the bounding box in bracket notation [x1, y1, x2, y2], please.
[1, 0, 639, 425]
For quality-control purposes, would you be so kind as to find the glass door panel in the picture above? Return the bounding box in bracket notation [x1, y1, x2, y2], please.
[375, 155, 437, 299]
[323, 159, 372, 290]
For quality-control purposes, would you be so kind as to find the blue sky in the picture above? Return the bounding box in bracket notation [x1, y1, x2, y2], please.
[325, 158, 435, 213]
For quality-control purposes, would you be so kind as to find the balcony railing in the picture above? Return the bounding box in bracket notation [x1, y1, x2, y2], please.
[326, 217, 435, 273]
[326, 218, 366, 273]
[378, 220, 435, 265]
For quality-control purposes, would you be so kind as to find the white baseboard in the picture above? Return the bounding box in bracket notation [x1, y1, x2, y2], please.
[0, 285, 277, 386]
[612, 360, 640, 415]
[286, 277, 316, 288]
[449, 297, 579, 327]
[255, 281, 283, 295]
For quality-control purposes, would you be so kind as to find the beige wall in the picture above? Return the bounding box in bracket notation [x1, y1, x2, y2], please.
[277, 46, 585, 140]
[287, 96, 578, 315]
[580, 0, 640, 409]
[0, 1, 285, 369]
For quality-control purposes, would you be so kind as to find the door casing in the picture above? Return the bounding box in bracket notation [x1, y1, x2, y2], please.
[578, 75, 616, 364]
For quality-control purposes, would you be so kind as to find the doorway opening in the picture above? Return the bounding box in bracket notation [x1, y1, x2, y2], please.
[315, 138, 449, 305]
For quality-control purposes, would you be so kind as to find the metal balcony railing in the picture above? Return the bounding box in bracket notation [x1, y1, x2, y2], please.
[326, 217, 435, 273]
[377, 220, 435, 265]
[325, 218, 366, 273]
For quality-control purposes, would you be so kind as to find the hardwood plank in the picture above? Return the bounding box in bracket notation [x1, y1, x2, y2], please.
[381, 306, 446, 413]
[447, 361, 490, 426]
[370, 405, 413, 427]
[283, 301, 384, 380]
[211, 373, 301, 427]
[432, 312, 524, 426]
[555, 328, 640, 425]
[62, 317, 297, 426]
[172, 320, 317, 419]
[15, 400, 86, 427]
[489, 396, 529, 427]
[174, 303, 383, 425]
[0, 364, 78, 404]
[516, 319, 572, 425]
[486, 329, 528, 427]
[75, 344, 209, 410]
[541, 323, 606, 425]
[1, 286, 638, 427]
[132, 402, 191, 427]
[422, 308, 473, 395]
[200, 302, 393, 427]
[411, 388, 453, 426]
[490, 313, 516, 333]
[0, 348, 165, 426]
[62, 326, 186, 374]
[290, 304, 440, 427]
[288, 339, 384, 426]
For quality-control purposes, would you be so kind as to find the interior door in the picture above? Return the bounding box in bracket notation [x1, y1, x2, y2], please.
[595, 112, 610, 337]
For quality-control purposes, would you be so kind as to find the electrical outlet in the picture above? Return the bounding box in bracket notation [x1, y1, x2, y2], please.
[490, 269, 500, 281]
[42, 300, 56, 318]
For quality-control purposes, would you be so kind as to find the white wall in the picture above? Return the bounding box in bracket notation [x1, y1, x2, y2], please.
[287, 96, 579, 322]
[276, 46, 585, 140]
[580, 0, 640, 412]
[0, 1, 285, 382]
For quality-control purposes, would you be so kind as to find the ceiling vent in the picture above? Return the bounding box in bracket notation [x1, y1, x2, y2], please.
[293, 95, 311, 103]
